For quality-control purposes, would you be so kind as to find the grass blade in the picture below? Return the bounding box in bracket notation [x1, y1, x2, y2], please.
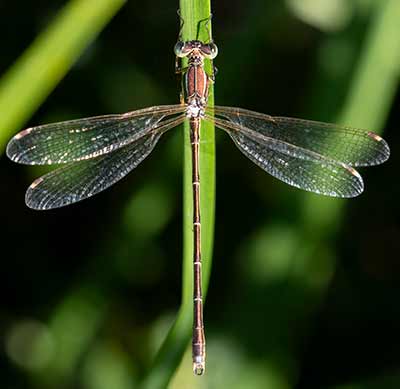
[0, 0, 125, 152]
[139, 0, 215, 387]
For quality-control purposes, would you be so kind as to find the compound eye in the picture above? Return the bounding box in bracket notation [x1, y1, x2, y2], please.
[174, 41, 187, 58]
[203, 42, 218, 59]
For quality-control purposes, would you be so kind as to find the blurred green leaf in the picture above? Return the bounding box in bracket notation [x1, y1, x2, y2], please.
[0, 0, 125, 152]
[263, 0, 400, 386]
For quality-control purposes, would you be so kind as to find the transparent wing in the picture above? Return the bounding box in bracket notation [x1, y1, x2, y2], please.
[209, 115, 364, 198]
[208, 106, 390, 166]
[7, 105, 185, 165]
[25, 131, 164, 210]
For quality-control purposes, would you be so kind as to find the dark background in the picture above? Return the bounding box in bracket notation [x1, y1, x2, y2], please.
[0, 1, 399, 388]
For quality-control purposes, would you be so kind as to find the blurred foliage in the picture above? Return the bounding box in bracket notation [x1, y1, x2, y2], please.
[0, 1, 399, 389]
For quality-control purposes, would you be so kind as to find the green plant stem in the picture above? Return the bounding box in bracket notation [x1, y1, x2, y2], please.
[0, 0, 125, 152]
[139, 1, 215, 387]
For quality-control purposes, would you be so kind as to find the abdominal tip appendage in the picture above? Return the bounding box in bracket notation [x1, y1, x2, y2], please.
[193, 358, 205, 375]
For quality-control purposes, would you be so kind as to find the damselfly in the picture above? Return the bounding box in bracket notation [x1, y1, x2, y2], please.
[6, 15, 390, 375]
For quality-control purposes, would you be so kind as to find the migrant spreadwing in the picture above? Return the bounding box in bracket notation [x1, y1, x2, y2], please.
[6, 15, 390, 375]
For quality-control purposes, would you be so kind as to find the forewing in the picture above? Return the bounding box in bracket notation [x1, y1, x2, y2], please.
[25, 132, 162, 210]
[7, 105, 184, 165]
[209, 106, 389, 167]
[211, 116, 364, 198]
